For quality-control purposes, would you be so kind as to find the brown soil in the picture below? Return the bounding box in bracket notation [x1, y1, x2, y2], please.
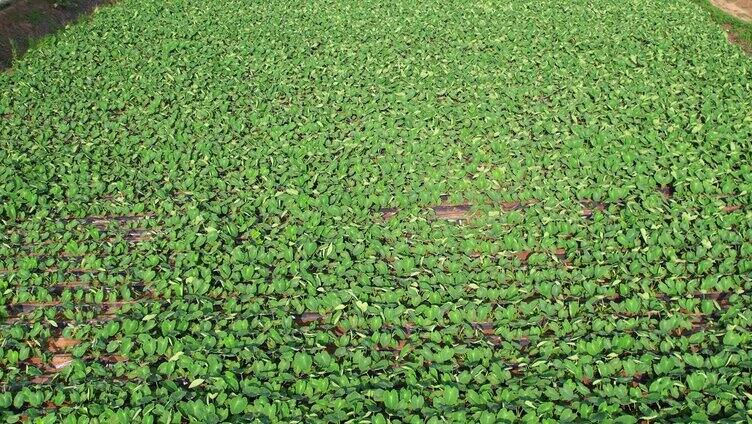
[0, 0, 110, 70]
[711, 0, 752, 22]
[722, 23, 752, 53]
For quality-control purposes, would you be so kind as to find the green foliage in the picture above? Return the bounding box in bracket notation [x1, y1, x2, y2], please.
[0, 0, 751, 422]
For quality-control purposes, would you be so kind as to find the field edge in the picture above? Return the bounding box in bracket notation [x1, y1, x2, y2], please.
[691, 0, 752, 53]
[0, 0, 115, 71]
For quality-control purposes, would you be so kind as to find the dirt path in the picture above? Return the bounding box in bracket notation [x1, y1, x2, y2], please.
[711, 0, 752, 21]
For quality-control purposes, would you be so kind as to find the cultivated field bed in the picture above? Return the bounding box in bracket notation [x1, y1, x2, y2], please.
[1, 0, 752, 422]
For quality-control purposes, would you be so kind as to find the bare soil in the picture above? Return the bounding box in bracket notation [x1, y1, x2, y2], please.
[711, 0, 752, 22]
[0, 0, 110, 70]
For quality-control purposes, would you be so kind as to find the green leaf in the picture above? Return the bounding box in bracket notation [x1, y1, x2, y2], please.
[228, 396, 248, 415]
[443, 386, 459, 406]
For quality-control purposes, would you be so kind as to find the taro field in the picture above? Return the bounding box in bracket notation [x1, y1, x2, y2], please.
[1, 0, 752, 422]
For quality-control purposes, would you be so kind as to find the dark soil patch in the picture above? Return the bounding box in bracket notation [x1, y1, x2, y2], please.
[0, 0, 111, 70]
[723, 23, 752, 53]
